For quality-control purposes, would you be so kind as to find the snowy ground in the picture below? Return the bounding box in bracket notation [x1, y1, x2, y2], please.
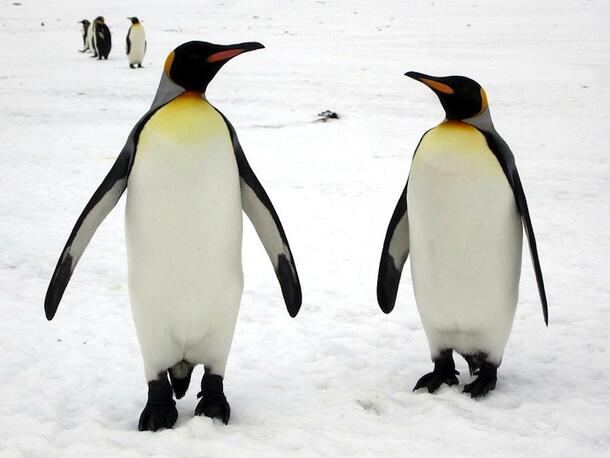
[1, 0, 609, 456]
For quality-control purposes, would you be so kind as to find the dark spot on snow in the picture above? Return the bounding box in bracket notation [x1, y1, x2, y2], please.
[356, 399, 382, 415]
[13, 2, 22, 5]
[582, 85, 589, 89]
[316, 110, 340, 122]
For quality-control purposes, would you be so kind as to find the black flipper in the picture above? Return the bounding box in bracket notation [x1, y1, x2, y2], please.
[377, 181, 409, 313]
[376, 130, 431, 313]
[214, 109, 302, 317]
[44, 152, 129, 320]
[44, 79, 183, 320]
[126, 29, 131, 54]
[479, 129, 549, 325]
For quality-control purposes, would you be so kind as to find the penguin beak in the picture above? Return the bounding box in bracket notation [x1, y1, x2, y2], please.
[405, 71, 454, 95]
[207, 42, 265, 64]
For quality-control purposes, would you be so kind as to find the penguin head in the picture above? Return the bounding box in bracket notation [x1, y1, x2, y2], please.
[94, 16, 105, 24]
[163, 41, 264, 93]
[406, 72, 488, 120]
[79, 19, 90, 26]
[127, 17, 140, 24]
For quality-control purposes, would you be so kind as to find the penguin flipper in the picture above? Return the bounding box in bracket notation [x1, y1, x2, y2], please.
[44, 151, 130, 320]
[377, 181, 409, 313]
[218, 113, 302, 317]
[480, 130, 549, 325]
[126, 33, 131, 54]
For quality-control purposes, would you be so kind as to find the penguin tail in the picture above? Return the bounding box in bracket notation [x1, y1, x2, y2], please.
[463, 353, 485, 376]
[168, 361, 194, 399]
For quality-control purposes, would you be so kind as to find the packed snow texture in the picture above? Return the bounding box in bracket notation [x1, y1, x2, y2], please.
[1, 0, 609, 456]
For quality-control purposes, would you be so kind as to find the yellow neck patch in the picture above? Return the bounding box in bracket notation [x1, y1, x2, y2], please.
[415, 120, 503, 176]
[142, 92, 226, 146]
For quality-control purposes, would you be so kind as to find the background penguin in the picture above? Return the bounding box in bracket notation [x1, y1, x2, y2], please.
[92, 16, 111, 60]
[126, 17, 146, 68]
[87, 19, 97, 57]
[45, 41, 301, 431]
[78, 19, 90, 52]
[377, 72, 548, 398]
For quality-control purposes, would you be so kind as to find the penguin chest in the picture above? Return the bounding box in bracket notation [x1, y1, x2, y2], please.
[127, 25, 146, 62]
[125, 94, 243, 326]
[407, 121, 522, 332]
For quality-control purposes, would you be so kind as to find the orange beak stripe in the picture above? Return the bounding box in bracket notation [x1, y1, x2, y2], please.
[207, 49, 246, 63]
[420, 77, 454, 94]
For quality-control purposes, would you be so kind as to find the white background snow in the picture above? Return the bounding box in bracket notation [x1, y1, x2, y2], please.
[1, 0, 609, 456]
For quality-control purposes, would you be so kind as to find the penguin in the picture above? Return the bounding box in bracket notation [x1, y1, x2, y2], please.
[377, 72, 548, 398]
[78, 19, 91, 53]
[92, 16, 111, 60]
[45, 41, 302, 431]
[87, 19, 97, 57]
[126, 17, 146, 68]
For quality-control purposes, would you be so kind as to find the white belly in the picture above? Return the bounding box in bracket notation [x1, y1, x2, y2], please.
[125, 93, 243, 379]
[127, 25, 146, 63]
[407, 121, 522, 362]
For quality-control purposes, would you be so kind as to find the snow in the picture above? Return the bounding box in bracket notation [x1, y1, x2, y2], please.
[1, 0, 609, 456]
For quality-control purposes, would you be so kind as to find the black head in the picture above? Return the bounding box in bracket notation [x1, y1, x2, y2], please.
[94, 16, 105, 24]
[163, 41, 264, 93]
[406, 72, 488, 120]
[79, 19, 90, 26]
[127, 17, 140, 24]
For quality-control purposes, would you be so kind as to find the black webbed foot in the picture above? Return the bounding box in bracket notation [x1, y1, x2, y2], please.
[138, 402, 178, 431]
[138, 372, 178, 431]
[194, 373, 230, 424]
[463, 361, 497, 398]
[413, 349, 459, 393]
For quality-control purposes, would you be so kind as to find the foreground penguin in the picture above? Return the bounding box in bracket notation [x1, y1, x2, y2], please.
[92, 16, 111, 60]
[78, 19, 91, 52]
[377, 72, 548, 397]
[45, 41, 302, 430]
[126, 17, 146, 68]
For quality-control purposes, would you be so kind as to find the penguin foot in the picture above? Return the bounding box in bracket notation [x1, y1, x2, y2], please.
[130, 64, 135, 69]
[463, 362, 497, 398]
[138, 372, 178, 431]
[194, 373, 230, 424]
[413, 370, 459, 393]
[195, 392, 230, 424]
[137, 63, 143, 68]
[138, 401, 178, 431]
[413, 349, 459, 394]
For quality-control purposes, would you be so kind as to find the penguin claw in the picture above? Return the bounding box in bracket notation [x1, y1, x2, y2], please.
[138, 402, 178, 432]
[413, 371, 460, 393]
[463, 376, 497, 398]
[194, 392, 230, 425]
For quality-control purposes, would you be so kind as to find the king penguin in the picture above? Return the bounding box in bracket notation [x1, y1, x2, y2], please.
[377, 72, 548, 398]
[92, 16, 111, 60]
[78, 19, 91, 53]
[45, 41, 302, 430]
[126, 17, 146, 68]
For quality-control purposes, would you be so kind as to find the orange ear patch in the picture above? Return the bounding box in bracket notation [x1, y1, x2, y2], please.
[479, 87, 489, 113]
[420, 78, 454, 94]
[164, 51, 175, 76]
[207, 49, 245, 63]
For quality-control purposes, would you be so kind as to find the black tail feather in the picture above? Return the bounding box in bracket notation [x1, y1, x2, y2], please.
[168, 361, 194, 399]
